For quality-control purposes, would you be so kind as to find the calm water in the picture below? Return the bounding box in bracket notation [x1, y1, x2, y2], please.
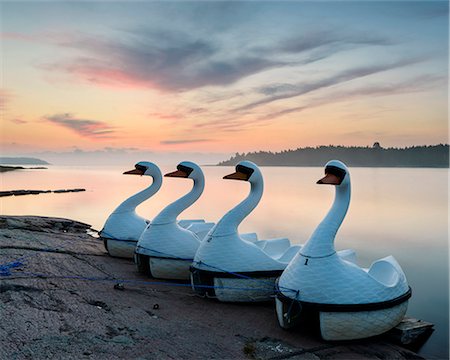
[1, 165, 448, 359]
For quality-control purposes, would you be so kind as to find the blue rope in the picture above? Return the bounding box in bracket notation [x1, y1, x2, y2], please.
[103, 230, 285, 286]
[99, 229, 139, 243]
[135, 245, 296, 292]
[0, 248, 65, 276]
[135, 245, 194, 262]
[11, 271, 282, 293]
[0, 260, 24, 276]
[1, 229, 300, 295]
[0, 238, 85, 277]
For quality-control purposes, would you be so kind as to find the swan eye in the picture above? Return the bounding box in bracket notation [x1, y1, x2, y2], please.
[135, 164, 147, 172]
[177, 164, 194, 176]
[325, 165, 346, 183]
[236, 165, 254, 179]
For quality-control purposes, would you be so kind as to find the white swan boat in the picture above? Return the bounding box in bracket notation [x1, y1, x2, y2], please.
[135, 161, 214, 280]
[276, 160, 411, 340]
[99, 162, 162, 259]
[191, 161, 301, 302]
[100, 161, 211, 259]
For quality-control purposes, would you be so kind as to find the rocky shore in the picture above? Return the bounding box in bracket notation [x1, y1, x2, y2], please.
[0, 216, 425, 359]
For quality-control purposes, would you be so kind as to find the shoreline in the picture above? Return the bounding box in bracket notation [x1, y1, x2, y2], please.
[213, 164, 449, 168]
[0, 215, 426, 359]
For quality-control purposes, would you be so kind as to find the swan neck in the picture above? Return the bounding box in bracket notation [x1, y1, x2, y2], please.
[153, 176, 204, 225]
[212, 179, 263, 237]
[301, 183, 351, 257]
[113, 175, 162, 214]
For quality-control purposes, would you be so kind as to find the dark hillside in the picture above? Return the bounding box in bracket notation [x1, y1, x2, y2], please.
[218, 144, 449, 168]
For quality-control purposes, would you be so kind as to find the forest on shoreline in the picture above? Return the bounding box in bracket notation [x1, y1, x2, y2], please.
[218, 144, 449, 168]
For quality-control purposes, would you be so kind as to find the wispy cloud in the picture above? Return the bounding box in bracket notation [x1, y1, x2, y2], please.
[274, 30, 392, 55]
[148, 112, 184, 121]
[148, 108, 207, 122]
[160, 138, 212, 145]
[44, 113, 115, 138]
[191, 73, 445, 133]
[256, 74, 446, 122]
[235, 57, 426, 113]
[10, 118, 27, 124]
[50, 30, 281, 91]
[47, 27, 394, 92]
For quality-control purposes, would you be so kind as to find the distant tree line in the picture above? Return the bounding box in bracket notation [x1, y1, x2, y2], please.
[218, 144, 449, 168]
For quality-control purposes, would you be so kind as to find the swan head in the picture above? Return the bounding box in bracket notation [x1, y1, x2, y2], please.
[223, 160, 262, 183]
[123, 161, 162, 178]
[317, 160, 349, 186]
[164, 161, 203, 180]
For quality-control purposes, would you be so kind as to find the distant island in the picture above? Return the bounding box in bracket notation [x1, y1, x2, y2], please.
[0, 165, 48, 173]
[0, 157, 50, 165]
[218, 144, 449, 168]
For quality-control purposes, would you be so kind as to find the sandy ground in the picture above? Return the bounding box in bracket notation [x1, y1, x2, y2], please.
[0, 216, 424, 360]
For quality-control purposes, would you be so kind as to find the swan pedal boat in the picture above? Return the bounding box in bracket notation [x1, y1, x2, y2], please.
[100, 162, 211, 259]
[276, 160, 411, 340]
[191, 161, 302, 302]
[135, 162, 214, 280]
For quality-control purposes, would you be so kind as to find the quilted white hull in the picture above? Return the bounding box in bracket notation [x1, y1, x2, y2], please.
[149, 257, 192, 280]
[191, 268, 280, 302]
[214, 277, 277, 302]
[275, 297, 408, 340]
[104, 238, 136, 259]
[319, 301, 408, 340]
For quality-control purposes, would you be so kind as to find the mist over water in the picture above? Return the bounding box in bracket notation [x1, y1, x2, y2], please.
[2, 165, 448, 359]
[6, 151, 231, 167]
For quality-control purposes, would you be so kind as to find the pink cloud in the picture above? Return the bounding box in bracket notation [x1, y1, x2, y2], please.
[62, 61, 153, 89]
[44, 113, 115, 139]
[148, 112, 184, 121]
[10, 118, 27, 125]
[43, 30, 283, 92]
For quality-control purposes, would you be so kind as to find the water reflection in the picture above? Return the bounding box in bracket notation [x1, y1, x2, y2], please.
[1, 165, 448, 359]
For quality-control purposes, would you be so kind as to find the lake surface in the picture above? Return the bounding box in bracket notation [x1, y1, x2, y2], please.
[1, 165, 448, 359]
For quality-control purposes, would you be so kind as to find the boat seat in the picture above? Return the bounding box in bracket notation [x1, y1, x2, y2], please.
[253, 240, 266, 248]
[186, 222, 215, 240]
[336, 249, 357, 264]
[240, 233, 258, 242]
[277, 245, 302, 263]
[259, 237, 291, 258]
[178, 219, 205, 228]
[368, 258, 400, 287]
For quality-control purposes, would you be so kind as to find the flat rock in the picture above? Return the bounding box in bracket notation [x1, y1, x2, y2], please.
[386, 318, 434, 346]
[0, 189, 86, 197]
[0, 215, 425, 359]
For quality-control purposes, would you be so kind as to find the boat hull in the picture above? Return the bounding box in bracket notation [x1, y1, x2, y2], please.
[190, 267, 283, 302]
[103, 238, 136, 259]
[275, 287, 411, 340]
[319, 302, 408, 340]
[135, 254, 192, 280]
[149, 257, 192, 280]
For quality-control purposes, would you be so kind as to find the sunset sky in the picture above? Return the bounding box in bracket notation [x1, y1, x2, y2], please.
[1, 1, 448, 161]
